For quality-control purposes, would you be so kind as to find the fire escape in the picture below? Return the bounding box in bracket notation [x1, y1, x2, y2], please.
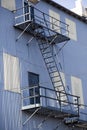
[13, 4, 87, 129]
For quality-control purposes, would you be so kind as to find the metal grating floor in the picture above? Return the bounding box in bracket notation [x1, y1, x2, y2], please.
[22, 105, 78, 119]
[14, 20, 70, 44]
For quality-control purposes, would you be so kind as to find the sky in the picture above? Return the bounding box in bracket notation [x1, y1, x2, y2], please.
[53, 0, 87, 9]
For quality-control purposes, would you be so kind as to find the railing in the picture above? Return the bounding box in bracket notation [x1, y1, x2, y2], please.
[14, 5, 69, 37]
[21, 86, 80, 115]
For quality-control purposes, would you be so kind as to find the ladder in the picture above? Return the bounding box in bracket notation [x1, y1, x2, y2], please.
[30, 26, 72, 128]
[34, 26, 71, 110]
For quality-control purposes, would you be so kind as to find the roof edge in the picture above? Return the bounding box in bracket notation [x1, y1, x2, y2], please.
[43, 0, 87, 24]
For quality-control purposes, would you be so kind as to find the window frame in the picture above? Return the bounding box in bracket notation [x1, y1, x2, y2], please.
[28, 72, 40, 104]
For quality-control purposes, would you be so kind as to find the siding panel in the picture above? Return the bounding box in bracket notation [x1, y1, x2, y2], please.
[0, 91, 21, 130]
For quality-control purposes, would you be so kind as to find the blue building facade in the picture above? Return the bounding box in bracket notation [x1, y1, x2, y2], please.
[0, 0, 87, 129]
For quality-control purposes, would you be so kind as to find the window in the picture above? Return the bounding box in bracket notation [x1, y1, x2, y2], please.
[28, 72, 40, 104]
[24, 2, 29, 21]
[24, 2, 34, 21]
[66, 18, 77, 41]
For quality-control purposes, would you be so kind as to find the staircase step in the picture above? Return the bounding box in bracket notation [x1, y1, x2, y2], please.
[47, 66, 56, 69]
[43, 53, 52, 57]
[45, 60, 54, 64]
[48, 67, 57, 71]
[47, 61, 55, 66]
[42, 51, 51, 54]
[50, 71, 59, 76]
[49, 71, 58, 74]
[54, 85, 64, 88]
[55, 90, 65, 93]
[51, 75, 60, 78]
[54, 85, 64, 93]
[50, 76, 59, 79]
[47, 66, 57, 70]
[43, 51, 52, 55]
[46, 61, 55, 64]
[48, 65, 56, 68]
[52, 80, 62, 83]
[49, 70, 58, 74]
[40, 46, 49, 50]
[53, 84, 62, 88]
[44, 56, 53, 59]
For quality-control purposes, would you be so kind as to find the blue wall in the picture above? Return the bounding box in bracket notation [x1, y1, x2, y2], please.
[0, 0, 87, 129]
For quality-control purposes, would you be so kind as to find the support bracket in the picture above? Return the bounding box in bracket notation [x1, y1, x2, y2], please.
[23, 107, 41, 126]
[16, 23, 31, 41]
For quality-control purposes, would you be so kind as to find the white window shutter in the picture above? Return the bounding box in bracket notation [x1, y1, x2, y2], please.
[71, 76, 84, 108]
[66, 18, 77, 41]
[49, 9, 60, 33]
[1, 0, 16, 11]
[3, 53, 20, 93]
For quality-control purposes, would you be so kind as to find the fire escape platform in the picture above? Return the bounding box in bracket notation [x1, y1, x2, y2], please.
[14, 20, 70, 44]
[22, 104, 78, 119]
[21, 86, 79, 119]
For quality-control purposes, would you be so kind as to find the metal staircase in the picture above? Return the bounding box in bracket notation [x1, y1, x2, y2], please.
[24, 10, 71, 110]
[31, 8, 70, 105]
[35, 28, 71, 110]
[30, 22, 80, 129]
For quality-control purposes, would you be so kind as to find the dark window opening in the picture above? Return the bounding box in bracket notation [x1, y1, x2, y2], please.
[28, 72, 40, 104]
[24, 2, 29, 21]
[24, 2, 34, 21]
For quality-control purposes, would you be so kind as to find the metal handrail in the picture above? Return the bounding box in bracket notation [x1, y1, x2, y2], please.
[21, 85, 79, 98]
[21, 86, 80, 114]
[14, 5, 69, 36]
[13, 5, 69, 26]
